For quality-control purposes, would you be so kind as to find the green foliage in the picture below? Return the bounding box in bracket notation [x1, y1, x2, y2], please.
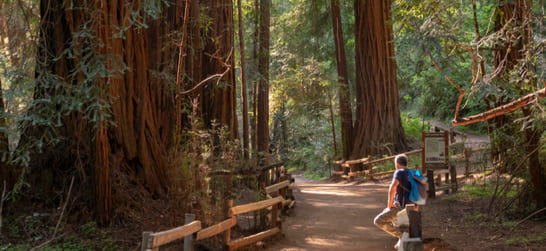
[268, 0, 342, 179]
[505, 232, 546, 246]
[0, 219, 118, 251]
[401, 112, 430, 140]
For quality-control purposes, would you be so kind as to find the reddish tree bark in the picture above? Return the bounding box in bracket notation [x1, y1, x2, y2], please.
[23, 0, 238, 224]
[351, 0, 407, 158]
[331, 0, 353, 160]
[256, 0, 270, 157]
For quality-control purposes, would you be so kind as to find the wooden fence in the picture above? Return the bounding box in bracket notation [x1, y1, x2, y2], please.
[141, 167, 294, 251]
[333, 149, 423, 180]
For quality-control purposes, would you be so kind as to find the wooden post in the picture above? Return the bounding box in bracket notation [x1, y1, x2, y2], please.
[271, 201, 279, 230]
[427, 170, 435, 199]
[225, 200, 233, 248]
[404, 204, 424, 251]
[184, 214, 195, 251]
[406, 204, 422, 238]
[444, 172, 450, 194]
[450, 163, 458, 193]
[421, 131, 426, 173]
[142, 231, 153, 251]
[464, 148, 471, 177]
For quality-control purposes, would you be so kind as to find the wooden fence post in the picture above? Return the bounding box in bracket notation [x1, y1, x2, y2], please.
[184, 214, 195, 251]
[427, 170, 435, 199]
[142, 231, 153, 251]
[450, 163, 458, 193]
[404, 204, 423, 251]
[225, 200, 233, 248]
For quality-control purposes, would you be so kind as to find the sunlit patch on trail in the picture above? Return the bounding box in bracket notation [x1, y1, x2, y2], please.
[300, 189, 357, 196]
[304, 237, 343, 247]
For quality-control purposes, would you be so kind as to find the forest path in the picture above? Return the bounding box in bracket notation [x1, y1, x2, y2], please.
[264, 175, 397, 251]
[264, 121, 490, 250]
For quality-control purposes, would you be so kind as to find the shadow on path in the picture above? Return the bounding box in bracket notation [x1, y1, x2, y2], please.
[265, 176, 397, 251]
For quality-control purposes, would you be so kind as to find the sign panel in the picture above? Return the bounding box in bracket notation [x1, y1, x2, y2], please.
[422, 131, 448, 170]
[424, 136, 446, 163]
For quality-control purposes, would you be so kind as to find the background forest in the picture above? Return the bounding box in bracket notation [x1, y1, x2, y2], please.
[0, 0, 545, 249]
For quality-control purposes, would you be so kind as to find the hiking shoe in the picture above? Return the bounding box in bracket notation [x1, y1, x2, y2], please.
[394, 238, 401, 249]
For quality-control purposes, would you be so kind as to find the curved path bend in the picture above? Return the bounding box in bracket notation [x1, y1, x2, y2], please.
[265, 176, 397, 251]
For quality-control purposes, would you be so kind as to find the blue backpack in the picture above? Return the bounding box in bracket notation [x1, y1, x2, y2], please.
[408, 169, 427, 203]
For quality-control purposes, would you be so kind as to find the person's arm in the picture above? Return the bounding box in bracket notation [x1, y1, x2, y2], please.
[387, 179, 399, 208]
[415, 176, 428, 184]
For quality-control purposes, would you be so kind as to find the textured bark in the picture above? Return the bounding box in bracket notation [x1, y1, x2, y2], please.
[331, 0, 353, 160]
[256, 0, 270, 156]
[489, 0, 545, 208]
[199, 0, 238, 138]
[351, 0, 407, 158]
[25, 0, 237, 224]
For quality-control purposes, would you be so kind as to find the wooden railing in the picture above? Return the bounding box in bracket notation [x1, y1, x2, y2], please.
[141, 168, 294, 251]
[334, 149, 423, 180]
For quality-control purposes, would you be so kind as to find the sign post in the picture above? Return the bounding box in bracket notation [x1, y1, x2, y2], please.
[421, 131, 449, 172]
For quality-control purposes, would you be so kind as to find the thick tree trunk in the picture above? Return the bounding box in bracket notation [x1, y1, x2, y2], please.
[351, 0, 407, 158]
[523, 108, 546, 208]
[331, 0, 353, 160]
[199, 0, 238, 139]
[24, 0, 238, 224]
[256, 0, 270, 158]
[490, 0, 545, 208]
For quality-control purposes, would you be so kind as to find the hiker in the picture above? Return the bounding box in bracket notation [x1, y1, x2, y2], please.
[373, 154, 423, 249]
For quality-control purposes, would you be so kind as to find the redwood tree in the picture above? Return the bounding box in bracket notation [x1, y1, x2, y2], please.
[331, 0, 353, 160]
[256, 0, 270, 158]
[351, 0, 407, 158]
[489, 0, 545, 208]
[20, 0, 238, 225]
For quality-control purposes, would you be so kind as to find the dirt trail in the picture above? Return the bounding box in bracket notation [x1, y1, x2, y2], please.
[264, 176, 398, 251]
[264, 123, 492, 251]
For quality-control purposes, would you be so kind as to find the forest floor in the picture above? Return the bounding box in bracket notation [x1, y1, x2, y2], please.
[261, 123, 545, 251]
[261, 174, 546, 251]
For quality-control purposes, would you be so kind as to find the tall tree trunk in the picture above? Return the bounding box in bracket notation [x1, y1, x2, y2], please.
[351, 0, 407, 158]
[489, 0, 545, 208]
[199, 0, 238, 139]
[250, 0, 260, 156]
[523, 108, 546, 208]
[256, 0, 270, 159]
[331, 0, 353, 160]
[237, 0, 250, 159]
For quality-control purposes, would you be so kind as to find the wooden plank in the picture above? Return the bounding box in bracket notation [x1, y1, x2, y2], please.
[366, 149, 422, 166]
[372, 170, 395, 177]
[228, 227, 281, 251]
[265, 180, 290, 194]
[150, 221, 202, 248]
[196, 217, 236, 241]
[230, 196, 283, 216]
[345, 157, 369, 165]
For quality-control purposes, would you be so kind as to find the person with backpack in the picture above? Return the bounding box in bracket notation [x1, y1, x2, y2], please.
[373, 154, 427, 249]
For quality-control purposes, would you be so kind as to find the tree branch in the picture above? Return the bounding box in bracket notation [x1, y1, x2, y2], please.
[177, 47, 233, 97]
[452, 87, 546, 126]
